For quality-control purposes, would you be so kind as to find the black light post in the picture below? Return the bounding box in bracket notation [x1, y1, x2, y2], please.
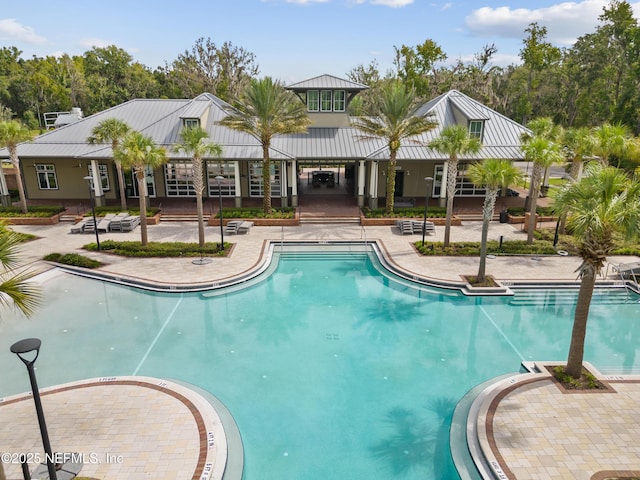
[215, 176, 224, 252]
[83, 176, 100, 251]
[10, 338, 58, 480]
[422, 176, 434, 247]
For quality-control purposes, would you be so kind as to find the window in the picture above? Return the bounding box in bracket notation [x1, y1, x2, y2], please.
[36, 164, 57, 189]
[469, 120, 484, 139]
[87, 165, 110, 191]
[333, 90, 345, 112]
[307, 90, 319, 112]
[183, 118, 200, 129]
[207, 162, 236, 197]
[165, 161, 196, 196]
[320, 90, 332, 112]
[433, 163, 486, 197]
[249, 161, 281, 197]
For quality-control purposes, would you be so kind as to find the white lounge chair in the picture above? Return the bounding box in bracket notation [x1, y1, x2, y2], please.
[412, 220, 435, 235]
[108, 212, 130, 232]
[97, 213, 116, 233]
[70, 218, 89, 234]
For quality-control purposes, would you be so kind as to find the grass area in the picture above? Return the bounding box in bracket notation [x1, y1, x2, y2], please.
[0, 205, 65, 217]
[44, 252, 103, 268]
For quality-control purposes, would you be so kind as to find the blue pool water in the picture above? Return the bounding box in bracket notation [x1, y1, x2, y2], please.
[1, 251, 639, 479]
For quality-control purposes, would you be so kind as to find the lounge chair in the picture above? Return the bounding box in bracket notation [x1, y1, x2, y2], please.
[236, 221, 254, 234]
[411, 220, 435, 235]
[396, 220, 414, 235]
[108, 212, 130, 232]
[97, 214, 116, 233]
[225, 220, 243, 235]
[82, 218, 96, 233]
[121, 215, 140, 232]
[70, 218, 89, 234]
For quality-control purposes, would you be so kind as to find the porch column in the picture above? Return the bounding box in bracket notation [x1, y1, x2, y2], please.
[0, 166, 11, 207]
[280, 160, 289, 208]
[89, 160, 105, 207]
[368, 161, 378, 210]
[290, 160, 298, 208]
[357, 160, 365, 207]
[233, 161, 242, 208]
[438, 160, 448, 208]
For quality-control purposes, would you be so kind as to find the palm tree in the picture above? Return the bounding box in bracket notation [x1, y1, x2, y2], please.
[174, 126, 222, 247]
[0, 226, 41, 480]
[563, 126, 596, 182]
[593, 122, 630, 167]
[352, 81, 436, 214]
[0, 120, 34, 213]
[467, 158, 522, 283]
[429, 125, 481, 247]
[553, 164, 640, 379]
[88, 118, 132, 211]
[522, 117, 563, 191]
[521, 135, 563, 244]
[115, 131, 168, 246]
[219, 77, 310, 214]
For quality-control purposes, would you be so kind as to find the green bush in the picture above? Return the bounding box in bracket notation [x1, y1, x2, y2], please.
[362, 206, 447, 218]
[86, 240, 228, 257]
[93, 207, 160, 217]
[506, 206, 556, 216]
[415, 239, 562, 256]
[212, 208, 295, 219]
[44, 252, 103, 268]
[0, 205, 65, 217]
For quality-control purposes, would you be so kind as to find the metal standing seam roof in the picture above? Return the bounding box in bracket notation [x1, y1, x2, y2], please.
[286, 74, 369, 92]
[1, 86, 528, 163]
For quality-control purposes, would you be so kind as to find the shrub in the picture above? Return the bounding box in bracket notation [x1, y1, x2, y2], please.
[415, 239, 561, 256]
[0, 205, 65, 217]
[44, 252, 103, 268]
[362, 206, 447, 218]
[506, 206, 555, 216]
[94, 207, 160, 217]
[86, 240, 228, 257]
[212, 208, 295, 219]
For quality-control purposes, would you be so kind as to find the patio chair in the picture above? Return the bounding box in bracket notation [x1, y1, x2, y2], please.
[225, 220, 243, 235]
[97, 213, 116, 233]
[108, 212, 130, 232]
[412, 220, 435, 235]
[396, 220, 414, 235]
[70, 218, 89, 234]
[236, 221, 254, 234]
[121, 215, 140, 232]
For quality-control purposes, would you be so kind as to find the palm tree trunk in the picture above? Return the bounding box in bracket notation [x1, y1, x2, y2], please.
[565, 267, 597, 378]
[115, 161, 128, 211]
[262, 145, 272, 215]
[136, 171, 148, 246]
[10, 150, 28, 213]
[477, 189, 498, 283]
[193, 157, 205, 248]
[385, 154, 397, 214]
[527, 163, 543, 244]
[443, 157, 458, 247]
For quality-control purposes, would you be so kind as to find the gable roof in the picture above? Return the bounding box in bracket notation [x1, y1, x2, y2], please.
[286, 74, 369, 92]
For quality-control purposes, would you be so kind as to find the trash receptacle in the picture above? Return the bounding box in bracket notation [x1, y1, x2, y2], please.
[499, 210, 508, 223]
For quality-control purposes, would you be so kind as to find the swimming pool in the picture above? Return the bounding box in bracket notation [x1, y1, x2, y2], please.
[1, 249, 639, 479]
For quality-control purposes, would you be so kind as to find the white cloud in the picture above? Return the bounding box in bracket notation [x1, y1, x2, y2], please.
[0, 18, 47, 44]
[284, 0, 330, 3]
[465, 0, 640, 46]
[79, 37, 113, 50]
[441, 2, 453, 10]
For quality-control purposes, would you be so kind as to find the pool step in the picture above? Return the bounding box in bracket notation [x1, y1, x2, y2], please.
[509, 288, 636, 306]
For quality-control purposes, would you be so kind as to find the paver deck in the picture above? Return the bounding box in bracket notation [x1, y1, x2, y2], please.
[2, 220, 640, 479]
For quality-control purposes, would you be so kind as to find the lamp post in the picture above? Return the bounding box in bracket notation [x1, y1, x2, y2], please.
[215, 176, 224, 252]
[10, 338, 58, 480]
[422, 176, 434, 247]
[83, 175, 100, 251]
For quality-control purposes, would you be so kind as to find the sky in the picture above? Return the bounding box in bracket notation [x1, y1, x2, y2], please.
[1, 0, 639, 85]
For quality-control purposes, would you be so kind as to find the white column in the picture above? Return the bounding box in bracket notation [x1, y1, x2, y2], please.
[439, 160, 448, 207]
[233, 161, 242, 208]
[90, 160, 105, 206]
[368, 161, 379, 209]
[290, 160, 298, 207]
[357, 160, 366, 207]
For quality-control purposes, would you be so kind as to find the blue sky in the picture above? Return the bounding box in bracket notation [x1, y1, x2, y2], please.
[1, 0, 639, 84]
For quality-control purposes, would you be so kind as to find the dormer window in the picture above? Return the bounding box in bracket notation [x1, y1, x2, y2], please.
[305, 90, 347, 113]
[307, 91, 319, 111]
[183, 118, 200, 129]
[469, 120, 484, 139]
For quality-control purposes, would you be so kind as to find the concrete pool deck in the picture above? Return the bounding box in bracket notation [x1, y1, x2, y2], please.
[3, 220, 640, 480]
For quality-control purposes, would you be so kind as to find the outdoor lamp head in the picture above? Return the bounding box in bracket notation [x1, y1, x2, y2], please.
[425, 176, 434, 183]
[215, 175, 224, 184]
[10, 337, 42, 366]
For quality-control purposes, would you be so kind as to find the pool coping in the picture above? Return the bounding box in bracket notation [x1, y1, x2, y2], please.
[45, 239, 640, 295]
